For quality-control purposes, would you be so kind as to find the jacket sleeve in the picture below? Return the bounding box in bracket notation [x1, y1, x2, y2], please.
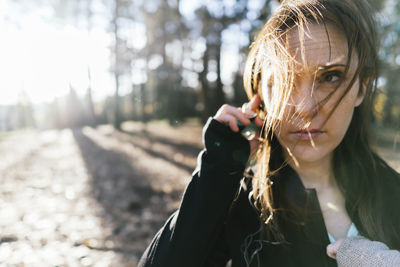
[138, 118, 251, 267]
[336, 236, 400, 267]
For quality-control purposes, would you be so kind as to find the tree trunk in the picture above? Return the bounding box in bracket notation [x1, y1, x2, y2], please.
[114, 73, 121, 129]
[214, 40, 225, 111]
[86, 0, 96, 126]
[140, 83, 148, 123]
[86, 68, 97, 126]
[113, 0, 121, 130]
[200, 45, 211, 123]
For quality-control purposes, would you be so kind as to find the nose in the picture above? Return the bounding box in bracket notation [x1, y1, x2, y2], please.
[290, 80, 319, 120]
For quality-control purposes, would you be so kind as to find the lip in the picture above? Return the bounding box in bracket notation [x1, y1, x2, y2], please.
[290, 129, 325, 140]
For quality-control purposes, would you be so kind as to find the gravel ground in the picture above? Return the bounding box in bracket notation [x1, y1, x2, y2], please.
[0, 121, 398, 266]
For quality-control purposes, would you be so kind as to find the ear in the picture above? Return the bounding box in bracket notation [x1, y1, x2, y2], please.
[354, 78, 368, 107]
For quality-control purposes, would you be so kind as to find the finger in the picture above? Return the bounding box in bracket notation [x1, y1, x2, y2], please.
[217, 113, 239, 132]
[254, 116, 264, 128]
[220, 105, 250, 125]
[250, 94, 261, 111]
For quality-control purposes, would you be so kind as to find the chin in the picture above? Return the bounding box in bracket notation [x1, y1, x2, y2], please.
[285, 145, 333, 165]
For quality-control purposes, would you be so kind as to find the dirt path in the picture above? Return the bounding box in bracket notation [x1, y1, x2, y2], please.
[0, 121, 398, 266]
[0, 122, 201, 266]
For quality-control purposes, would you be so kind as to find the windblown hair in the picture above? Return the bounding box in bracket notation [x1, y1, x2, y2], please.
[243, 0, 400, 249]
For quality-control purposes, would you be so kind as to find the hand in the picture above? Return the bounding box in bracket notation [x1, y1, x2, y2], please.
[214, 95, 264, 154]
[326, 238, 344, 260]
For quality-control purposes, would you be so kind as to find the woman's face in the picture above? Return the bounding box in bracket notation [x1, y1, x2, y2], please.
[274, 23, 365, 166]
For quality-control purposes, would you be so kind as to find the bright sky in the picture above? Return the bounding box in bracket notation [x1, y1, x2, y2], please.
[0, 0, 114, 105]
[0, 0, 262, 106]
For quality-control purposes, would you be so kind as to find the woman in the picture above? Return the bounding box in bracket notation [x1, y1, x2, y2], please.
[139, 0, 400, 266]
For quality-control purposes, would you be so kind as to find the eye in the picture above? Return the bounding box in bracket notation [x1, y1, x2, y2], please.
[319, 71, 343, 83]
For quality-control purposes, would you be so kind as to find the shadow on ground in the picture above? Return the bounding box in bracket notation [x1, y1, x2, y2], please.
[72, 128, 188, 265]
[109, 129, 201, 173]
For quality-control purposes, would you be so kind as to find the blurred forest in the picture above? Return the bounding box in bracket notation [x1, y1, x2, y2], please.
[1, 0, 399, 131]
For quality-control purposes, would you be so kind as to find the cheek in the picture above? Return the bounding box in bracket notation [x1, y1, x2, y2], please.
[333, 108, 354, 134]
[338, 87, 361, 114]
[327, 97, 357, 141]
[324, 84, 361, 120]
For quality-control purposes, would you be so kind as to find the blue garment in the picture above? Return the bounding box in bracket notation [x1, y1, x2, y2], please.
[327, 223, 359, 244]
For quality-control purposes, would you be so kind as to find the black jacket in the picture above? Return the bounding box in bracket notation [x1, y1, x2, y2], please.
[138, 118, 344, 267]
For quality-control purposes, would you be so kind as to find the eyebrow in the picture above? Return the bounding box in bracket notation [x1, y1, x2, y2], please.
[317, 64, 346, 71]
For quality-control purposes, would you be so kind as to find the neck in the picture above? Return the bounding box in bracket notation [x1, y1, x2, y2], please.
[285, 152, 335, 191]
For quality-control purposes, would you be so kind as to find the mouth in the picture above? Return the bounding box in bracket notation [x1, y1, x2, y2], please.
[290, 129, 325, 140]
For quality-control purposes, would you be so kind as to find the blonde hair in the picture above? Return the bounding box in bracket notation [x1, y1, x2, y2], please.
[243, 0, 325, 228]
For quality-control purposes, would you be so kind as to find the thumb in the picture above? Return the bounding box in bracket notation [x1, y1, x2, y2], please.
[326, 243, 337, 259]
[326, 238, 345, 260]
